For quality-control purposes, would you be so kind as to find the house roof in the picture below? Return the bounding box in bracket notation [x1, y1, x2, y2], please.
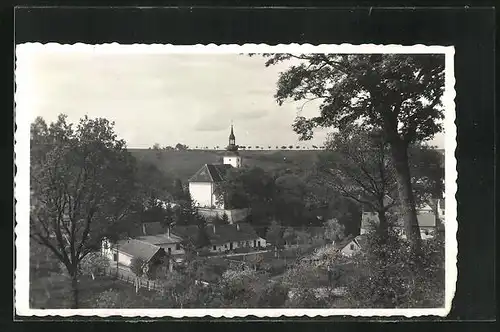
[188, 164, 233, 183]
[334, 236, 356, 250]
[353, 234, 368, 248]
[136, 233, 183, 245]
[141, 221, 167, 236]
[116, 238, 164, 262]
[361, 211, 437, 230]
[172, 223, 262, 246]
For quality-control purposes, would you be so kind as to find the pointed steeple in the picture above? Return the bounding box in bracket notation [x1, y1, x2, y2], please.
[227, 122, 237, 151]
[229, 124, 235, 140]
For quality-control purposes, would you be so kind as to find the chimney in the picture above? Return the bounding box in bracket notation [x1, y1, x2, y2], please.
[142, 223, 147, 235]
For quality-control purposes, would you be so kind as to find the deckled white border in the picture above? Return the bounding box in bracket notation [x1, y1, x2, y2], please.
[14, 43, 457, 318]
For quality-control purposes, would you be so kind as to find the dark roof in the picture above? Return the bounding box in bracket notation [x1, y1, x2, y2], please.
[137, 234, 183, 245]
[361, 211, 437, 230]
[334, 236, 356, 250]
[141, 221, 166, 236]
[172, 223, 262, 246]
[116, 238, 164, 262]
[188, 164, 233, 183]
[353, 234, 368, 248]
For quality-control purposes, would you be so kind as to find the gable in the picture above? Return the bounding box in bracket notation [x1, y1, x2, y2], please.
[188, 165, 214, 182]
[188, 164, 233, 183]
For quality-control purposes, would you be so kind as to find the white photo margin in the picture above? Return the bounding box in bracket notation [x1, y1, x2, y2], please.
[14, 43, 457, 318]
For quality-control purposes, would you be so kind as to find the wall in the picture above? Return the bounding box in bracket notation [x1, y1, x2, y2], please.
[157, 242, 184, 256]
[223, 156, 241, 168]
[208, 237, 267, 253]
[197, 207, 250, 223]
[100, 239, 134, 267]
[340, 241, 360, 257]
[189, 182, 214, 208]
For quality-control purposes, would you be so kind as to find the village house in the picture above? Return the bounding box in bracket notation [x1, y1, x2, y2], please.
[360, 205, 438, 239]
[335, 235, 368, 257]
[136, 221, 185, 258]
[188, 124, 250, 223]
[172, 222, 267, 253]
[100, 237, 167, 274]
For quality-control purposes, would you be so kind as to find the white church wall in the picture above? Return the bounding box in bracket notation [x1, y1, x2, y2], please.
[223, 156, 241, 168]
[189, 182, 214, 208]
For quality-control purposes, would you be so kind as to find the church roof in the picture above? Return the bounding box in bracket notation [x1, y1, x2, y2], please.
[188, 164, 233, 183]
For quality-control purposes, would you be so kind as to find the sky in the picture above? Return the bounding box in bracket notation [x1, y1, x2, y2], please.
[17, 46, 444, 149]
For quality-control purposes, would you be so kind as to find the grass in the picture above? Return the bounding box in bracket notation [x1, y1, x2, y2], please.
[29, 272, 158, 309]
[129, 149, 321, 181]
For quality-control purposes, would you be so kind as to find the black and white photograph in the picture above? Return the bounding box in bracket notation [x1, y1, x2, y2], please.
[15, 44, 456, 317]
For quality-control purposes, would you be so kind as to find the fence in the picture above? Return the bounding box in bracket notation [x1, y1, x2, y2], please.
[106, 267, 165, 293]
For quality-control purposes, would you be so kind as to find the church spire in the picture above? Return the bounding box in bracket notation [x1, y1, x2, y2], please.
[227, 123, 237, 152]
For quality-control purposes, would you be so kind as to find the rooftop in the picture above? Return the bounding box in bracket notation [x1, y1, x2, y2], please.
[172, 222, 261, 246]
[116, 238, 164, 262]
[188, 163, 233, 183]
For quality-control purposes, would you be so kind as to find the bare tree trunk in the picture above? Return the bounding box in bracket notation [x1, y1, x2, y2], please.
[389, 141, 422, 252]
[70, 272, 79, 309]
[377, 210, 389, 238]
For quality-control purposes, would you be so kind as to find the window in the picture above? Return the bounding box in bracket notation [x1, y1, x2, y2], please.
[175, 243, 180, 250]
[350, 244, 355, 250]
[213, 245, 216, 251]
[168, 248, 171, 254]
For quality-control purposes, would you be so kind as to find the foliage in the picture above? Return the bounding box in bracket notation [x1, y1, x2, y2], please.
[79, 252, 110, 280]
[30, 114, 137, 308]
[343, 230, 445, 308]
[93, 289, 122, 308]
[264, 53, 445, 250]
[129, 257, 146, 277]
[323, 218, 346, 243]
[175, 143, 188, 151]
[283, 227, 296, 245]
[265, 220, 284, 250]
[256, 282, 289, 307]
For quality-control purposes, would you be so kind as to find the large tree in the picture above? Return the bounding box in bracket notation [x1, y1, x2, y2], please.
[264, 54, 445, 251]
[315, 126, 398, 235]
[316, 126, 444, 236]
[30, 114, 137, 308]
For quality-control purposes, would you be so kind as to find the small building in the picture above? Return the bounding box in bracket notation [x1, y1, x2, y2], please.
[336, 235, 368, 257]
[172, 222, 266, 253]
[101, 237, 166, 273]
[137, 221, 184, 256]
[360, 209, 437, 239]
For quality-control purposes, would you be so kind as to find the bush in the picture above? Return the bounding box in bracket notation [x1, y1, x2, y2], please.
[343, 230, 445, 308]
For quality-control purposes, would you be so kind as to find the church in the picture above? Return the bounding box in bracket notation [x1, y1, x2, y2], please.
[188, 125, 249, 223]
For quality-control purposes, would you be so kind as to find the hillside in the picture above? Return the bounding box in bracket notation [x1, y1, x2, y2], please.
[129, 149, 321, 181]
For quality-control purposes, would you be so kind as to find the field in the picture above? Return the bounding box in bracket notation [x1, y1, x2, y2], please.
[129, 149, 321, 181]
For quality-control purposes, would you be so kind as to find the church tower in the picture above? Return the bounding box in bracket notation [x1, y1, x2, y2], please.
[223, 124, 242, 168]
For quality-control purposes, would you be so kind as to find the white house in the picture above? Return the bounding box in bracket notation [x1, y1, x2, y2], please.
[172, 222, 266, 253]
[336, 235, 368, 257]
[188, 164, 232, 209]
[101, 237, 166, 270]
[188, 124, 242, 210]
